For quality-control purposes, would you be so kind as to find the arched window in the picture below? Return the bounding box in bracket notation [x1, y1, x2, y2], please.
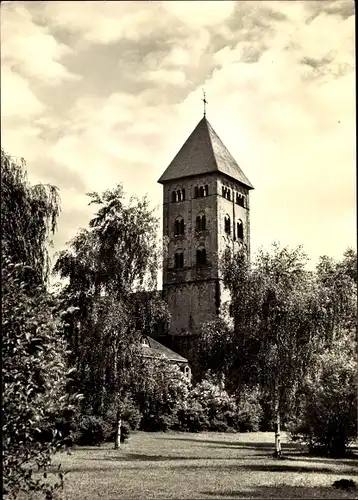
[196, 247, 207, 267]
[174, 251, 184, 269]
[224, 215, 231, 234]
[196, 214, 206, 232]
[184, 365, 191, 379]
[237, 220, 244, 239]
[172, 189, 185, 202]
[236, 193, 245, 207]
[174, 217, 184, 236]
[195, 185, 208, 198]
[222, 186, 231, 200]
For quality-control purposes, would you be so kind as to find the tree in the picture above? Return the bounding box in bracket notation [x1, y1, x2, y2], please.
[53, 185, 169, 447]
[135, 356, 190, 432]
[1, 149, 60, 288]
[291, 330, 357, 456]
[218, 244, 321, 457]
[2, 262, 80, 499]
[315, 249, 357, 343]
[1, 149, 77, 499]
[289, 250, 357, 456]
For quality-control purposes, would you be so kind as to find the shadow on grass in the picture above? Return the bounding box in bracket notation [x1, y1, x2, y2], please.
[83, 453, 268, 462]
[158, 437, 295, 447]
[159, 438, 358, 462]
[160, 437, 301, 451]
[201, 484, 358, 499]
[64, 457, 358, 476]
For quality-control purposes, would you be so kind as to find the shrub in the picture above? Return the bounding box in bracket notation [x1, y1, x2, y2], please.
[135, 357, 190, 432]
[177, 400, 210, 432]
[2, 262, 79, 500]
[141, 412, 179, 432]
[74, 415, 112, 446]
[290, 334, 357, 457]
[235, 386, 263, 432]
[182, 378, 238, 432]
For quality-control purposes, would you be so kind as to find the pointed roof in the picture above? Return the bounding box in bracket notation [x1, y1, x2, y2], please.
[142, 336, 188, 364]
[158, 117, 254, 189]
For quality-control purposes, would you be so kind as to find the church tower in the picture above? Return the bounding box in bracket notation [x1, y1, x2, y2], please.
[158, 116, 254, 345]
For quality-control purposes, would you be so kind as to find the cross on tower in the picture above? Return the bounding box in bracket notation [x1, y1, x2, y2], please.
[202, 90, 208, 117]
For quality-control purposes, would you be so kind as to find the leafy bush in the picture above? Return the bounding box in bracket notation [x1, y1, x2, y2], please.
[104, 397, 142, 443]
[135, 357, 190, 432]
[2, 262, 79, 500]
[177, 378, 238, 432]
[177, 400, 210, 432]
[192, 378, 237, 431]
[290, 334, 357, 457]
[236, 386, 263, 432]
[74, 415, 112, 446]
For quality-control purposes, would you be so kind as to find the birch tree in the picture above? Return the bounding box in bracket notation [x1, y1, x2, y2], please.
[54, 185, 169, 448]
[221, 244, 321, 457]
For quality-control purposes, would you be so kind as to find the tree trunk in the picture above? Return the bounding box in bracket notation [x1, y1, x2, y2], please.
[274, 397, 282, 458]
[99, 369, 106, 412]
[114, 410, 122, 449]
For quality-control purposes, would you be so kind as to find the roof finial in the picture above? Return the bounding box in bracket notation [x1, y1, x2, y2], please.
[202, 89, 208, 118]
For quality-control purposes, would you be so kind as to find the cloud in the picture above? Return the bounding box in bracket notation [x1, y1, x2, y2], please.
[39, 1, 173, 45]
[144, 69, 188, 86]
[162, 1, 237, 28]
[1, 3, 80, 85]
[1, 68, 46, 119]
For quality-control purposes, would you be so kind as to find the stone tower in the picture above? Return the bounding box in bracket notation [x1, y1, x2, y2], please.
[158, 116, 254, 344]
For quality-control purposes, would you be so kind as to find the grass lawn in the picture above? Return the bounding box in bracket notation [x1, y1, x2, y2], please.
[53, 431, 358, 499]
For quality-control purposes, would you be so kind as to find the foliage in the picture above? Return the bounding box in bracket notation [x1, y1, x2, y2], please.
[189, 378, 237, 431]
[54, 186, 160, 298]
[105, 397, 142, 432]
[136, 357, 190, 432]
[315, 249, 357, 342]
[290, 331, 357, 457]
[1, 148, 60, 287]
[53, 186, 168, 425]
[104, 397, 143, 444]
[235, 386, 263, 433]
[2, 261, 79, 499]
[176, 376, 261, 433]
[196, 244, 326, 454]
[177, 400, 210, 433]
[73, 416, 112, 447]
[1, 150, 79, 499]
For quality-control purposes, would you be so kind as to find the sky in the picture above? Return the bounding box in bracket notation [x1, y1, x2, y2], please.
[1, 0, 356, 278]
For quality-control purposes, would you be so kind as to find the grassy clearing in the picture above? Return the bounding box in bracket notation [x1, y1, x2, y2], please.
[52, 432, 357, 499]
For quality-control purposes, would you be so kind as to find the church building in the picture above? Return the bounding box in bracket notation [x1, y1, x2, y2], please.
[156, 113, 254, 358]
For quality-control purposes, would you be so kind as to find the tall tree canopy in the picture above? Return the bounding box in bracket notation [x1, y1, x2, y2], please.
[1, 149, 60, 287]
[1, 149, 77, 499]
[197, 244, 357, 456]
[198, 244, 326, 456]
[54, 185, 169, 427]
